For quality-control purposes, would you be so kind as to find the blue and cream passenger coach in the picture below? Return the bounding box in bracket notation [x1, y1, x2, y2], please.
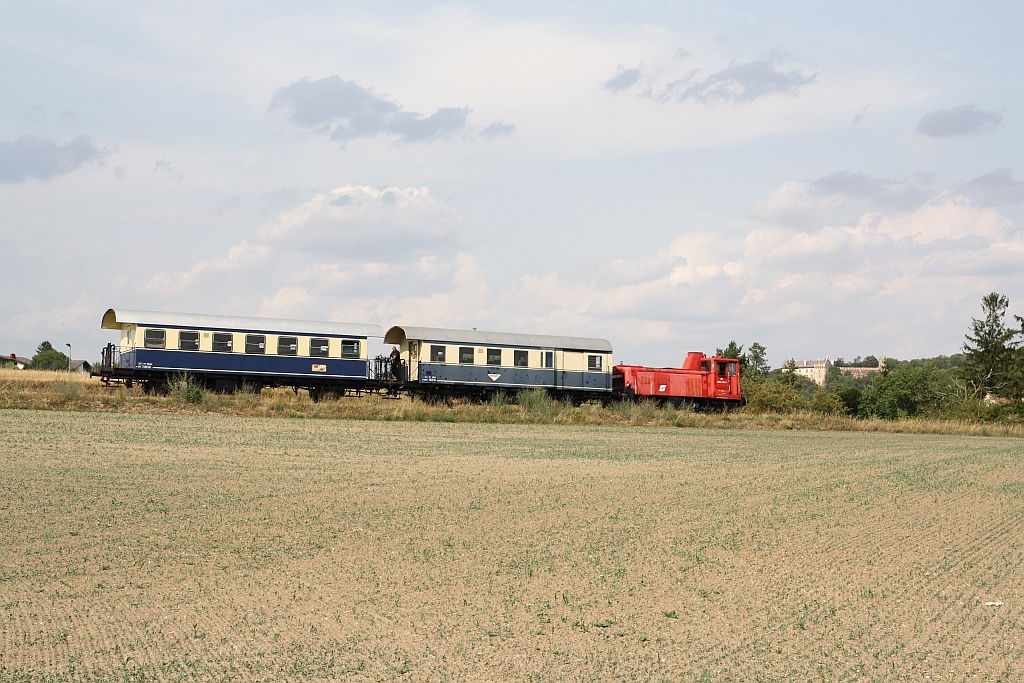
[384, 325, 613, 401]
[98, 309, 383, 395]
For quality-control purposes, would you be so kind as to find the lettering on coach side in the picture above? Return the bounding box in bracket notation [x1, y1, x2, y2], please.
[311, 364, 327, 373]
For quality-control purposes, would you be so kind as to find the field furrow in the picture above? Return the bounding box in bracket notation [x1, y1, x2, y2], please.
[1, 409, 1023, 681]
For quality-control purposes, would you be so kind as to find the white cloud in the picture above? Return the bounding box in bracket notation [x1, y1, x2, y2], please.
[862, 195, 1011, 244]
[143, 240, 272, 293]
[257, 286, 312, 318]
[258, 184, 461, 258]
[482, 180, 1024, 362]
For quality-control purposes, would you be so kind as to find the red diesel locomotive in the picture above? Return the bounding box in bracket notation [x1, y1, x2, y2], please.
[613, 352, 745, 409]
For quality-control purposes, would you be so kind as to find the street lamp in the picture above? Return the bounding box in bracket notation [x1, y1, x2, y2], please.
[66, 343, 72, 372]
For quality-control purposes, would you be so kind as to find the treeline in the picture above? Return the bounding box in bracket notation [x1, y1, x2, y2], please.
[722, 292, 1024, 422]
[6, 342, 73, 371]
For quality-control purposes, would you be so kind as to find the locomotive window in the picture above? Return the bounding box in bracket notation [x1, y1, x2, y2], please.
[543, 351, 553, 368]
[341, 340, 360, 359]
[717, 362, 727, 376]
[588, 355, 602, 371]
[245, 335, 266, 354]
[212, 333, 233, 352]
[430, 345, 446, 362]
[143, 329, 166, 349]
[486, 348, 502, 365]
[700, 360, 712, 372]
[514, 350, 528, 367]
[310, 338, 330, 358]
[459, 347, 475, 364]
[728, 363, 737, 377]
[178, 331, 200, 351]
[277, 336, 298, 356]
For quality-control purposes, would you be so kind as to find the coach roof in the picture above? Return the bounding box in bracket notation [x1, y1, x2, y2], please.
[384, 326, 613, 352]
[101, 309, 383, 338]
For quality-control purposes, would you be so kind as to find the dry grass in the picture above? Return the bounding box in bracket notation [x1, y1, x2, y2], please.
[2, 369, 1023, 438]
[1, 409, 1023, 681]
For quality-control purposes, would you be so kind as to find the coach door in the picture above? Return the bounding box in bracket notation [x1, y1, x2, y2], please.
[541, 349, 556, 389]
[406, 341, 420, 382]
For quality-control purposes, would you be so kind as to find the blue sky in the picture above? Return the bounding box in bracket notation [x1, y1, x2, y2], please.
[1, 1, 1022, 365]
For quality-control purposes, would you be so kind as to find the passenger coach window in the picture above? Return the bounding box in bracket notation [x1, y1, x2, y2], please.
[278, 336, 298, 355]
[430, 345, 446, 362]
[212, 333, 233, 352]
[588, 355, 602, 371]
[486, 348, 502, 365]
[245, 335, 266, 354]
[310, 338, 330, 358]
[178, 331, 199, 351]
[514, 350, 528, 367]
[459, 347, 475, 364]
[543, 351, 553, 368]
[144, 329, 166, 349]
[341, 340, 360, 359]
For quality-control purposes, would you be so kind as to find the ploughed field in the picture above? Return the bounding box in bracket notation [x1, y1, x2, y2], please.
[1, 410, 1022, 681]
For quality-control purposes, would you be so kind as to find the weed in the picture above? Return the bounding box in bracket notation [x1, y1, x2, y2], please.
[518, 388, 555, 417]
[169, 373, 206, 405]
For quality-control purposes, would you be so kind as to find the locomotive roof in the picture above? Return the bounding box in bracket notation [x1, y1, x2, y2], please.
[384, 325, 613, 352]
[101, 309, 383, 338]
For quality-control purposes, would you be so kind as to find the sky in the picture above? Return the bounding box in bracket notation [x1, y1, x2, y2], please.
[1, 1, 1022, 366]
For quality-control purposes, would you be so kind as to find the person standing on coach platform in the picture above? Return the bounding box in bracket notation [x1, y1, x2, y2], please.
[389, 346, 403, 382]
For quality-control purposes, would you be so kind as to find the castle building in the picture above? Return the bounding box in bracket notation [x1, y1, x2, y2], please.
[786, 358, 832, 386]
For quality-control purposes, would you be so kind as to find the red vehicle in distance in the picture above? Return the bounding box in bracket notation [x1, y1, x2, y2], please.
[613, 352, 745, 409]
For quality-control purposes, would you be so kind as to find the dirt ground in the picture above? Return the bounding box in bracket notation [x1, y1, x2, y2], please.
[1, 409, 1022, 681]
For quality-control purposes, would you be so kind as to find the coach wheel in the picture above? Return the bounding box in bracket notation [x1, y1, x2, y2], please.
[308, 387, 325, 403]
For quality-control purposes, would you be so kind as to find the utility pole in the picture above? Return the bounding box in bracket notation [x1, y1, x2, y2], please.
[66, 343, 72, 372]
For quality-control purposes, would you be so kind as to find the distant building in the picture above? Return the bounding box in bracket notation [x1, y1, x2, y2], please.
[2, 354, 30, 369]
[784, 358, 832, 386]
[839, 367, 879, 379]
[70, 360, 92, 373]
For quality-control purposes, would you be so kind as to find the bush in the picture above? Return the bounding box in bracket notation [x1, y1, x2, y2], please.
[169, 374, 206, 405]
[744, 380, 805, 414]
[834, 387, 863, 415]
[858, 365, 948, 419]
[809, 388, 846, 415]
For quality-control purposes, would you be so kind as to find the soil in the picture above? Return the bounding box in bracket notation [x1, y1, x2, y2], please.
[1, 409, 1022, 681]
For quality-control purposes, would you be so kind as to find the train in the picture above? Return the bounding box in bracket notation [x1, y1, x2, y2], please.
[93, 308, 744, 408]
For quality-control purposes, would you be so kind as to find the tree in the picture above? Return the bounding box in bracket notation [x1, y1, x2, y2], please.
[717, 340, 770, 378]
[961, 292, 1019, 397]
[863, 355, 879, 368]
[747, 342, 770, 376]
[30, 340, 70, 371]
[717, 340, 743, 360]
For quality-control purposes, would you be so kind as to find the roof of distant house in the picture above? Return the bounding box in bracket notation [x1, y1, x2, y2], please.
[788, 358, 831, 369]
